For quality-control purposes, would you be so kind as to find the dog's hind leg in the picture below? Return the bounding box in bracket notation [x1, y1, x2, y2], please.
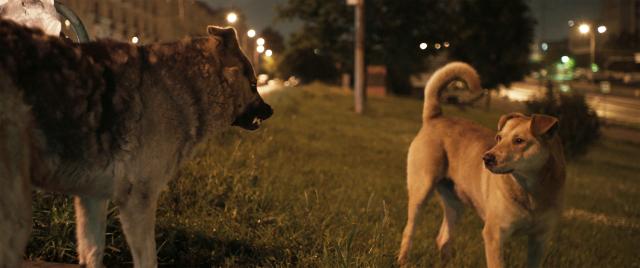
[75, 196, 108, 268]
[117, 181, 161, 268]
[435, 179, 463, 259]
[397, 143, 445, 266]
[0, 76, 32, 268]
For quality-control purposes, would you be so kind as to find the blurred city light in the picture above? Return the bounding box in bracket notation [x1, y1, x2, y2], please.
[597, 25, 607, 33]
[64, 19, 70, 27]
[247, 29, 256, 38]
[568, 20, 575, 27]
[257, 45, 265, 53]
[561, 55, 570, 63]
[256, 37, 265, 46]
[434, 43, 441, 49]
[226, 12, 238, 24]
[419, 42, 427, 50]
[265, 49, 273, 57]
[443, 41, 450, 48]
[131, 36, 139, 44]
[578, 23, 590, 34]
[541, 42, 549, 51]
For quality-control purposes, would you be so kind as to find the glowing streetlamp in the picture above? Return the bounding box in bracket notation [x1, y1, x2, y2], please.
[247, 29, 256, 38]
[578, 23, 590, 34]
[131, 36, 139, 44]
[256, 37, 265, 46]
[257, 45, 265, 53]
[597, 25, 607, 34]
[419, 43, 427, 50]
[265, 49, 273, 57]
[226, 12, 238, 24]
[577, 23, 606, 69]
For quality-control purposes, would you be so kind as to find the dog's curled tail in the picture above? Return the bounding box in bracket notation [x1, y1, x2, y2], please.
[423, 61, 482, 121]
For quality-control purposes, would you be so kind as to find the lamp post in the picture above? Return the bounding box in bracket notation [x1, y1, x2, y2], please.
[247, 29, 256, 65]
[254, 38, 266, 74]
[578, 23, 606, 69]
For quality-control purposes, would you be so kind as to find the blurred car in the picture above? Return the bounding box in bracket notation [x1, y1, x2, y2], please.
[607, 61, 640, 84]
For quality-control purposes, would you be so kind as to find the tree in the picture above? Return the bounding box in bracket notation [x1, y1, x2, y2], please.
[260, 27, 286, 54]
[277, 30, 340, 82]
[277, 0, 535, 94]
[278, 0, 454, 94]
[448, 0, 535, 89]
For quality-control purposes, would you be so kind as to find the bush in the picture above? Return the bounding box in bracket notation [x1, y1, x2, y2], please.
[526, 87, 600, 159]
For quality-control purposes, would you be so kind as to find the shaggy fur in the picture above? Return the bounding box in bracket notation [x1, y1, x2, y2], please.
[397, 62, 565, 268]
[0, 18, 272, 267]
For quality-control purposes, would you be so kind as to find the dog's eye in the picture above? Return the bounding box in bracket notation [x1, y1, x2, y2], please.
[513, 137, 525, 144]
[495, 135, 502, 142]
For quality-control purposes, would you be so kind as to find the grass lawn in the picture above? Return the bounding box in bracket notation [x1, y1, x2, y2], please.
[28, 84, 640, 267]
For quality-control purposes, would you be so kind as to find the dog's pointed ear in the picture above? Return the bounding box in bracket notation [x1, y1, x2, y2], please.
[530, 114, 559, 137]
[207, 26, 239, 49]
[497, 112, 525, 131]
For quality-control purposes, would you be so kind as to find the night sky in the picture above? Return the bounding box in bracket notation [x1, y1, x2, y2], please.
[529, 0, 602, 41]
[204, 0, 602, 42]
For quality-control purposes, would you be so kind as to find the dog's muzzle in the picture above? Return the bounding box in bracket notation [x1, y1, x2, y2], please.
[483, 152, 513, 174]
[232, 100, 273, 130]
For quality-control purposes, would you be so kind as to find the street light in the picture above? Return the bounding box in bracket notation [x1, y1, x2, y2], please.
[597, 25, 607, 34]
[226, 12, 238, 24]
[247, 29, 256, 38]
[419, 42, 427, 50]
[131, 36, 139, 44]
[577, 23, 606, 70]
[256, 37, 265, 46]
[578, 23, 590, 34]
[265, 49, 273, 57]
[256, 45, 265, 53]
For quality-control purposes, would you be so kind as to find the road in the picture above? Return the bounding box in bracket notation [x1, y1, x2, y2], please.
[502, 81, 640, 126]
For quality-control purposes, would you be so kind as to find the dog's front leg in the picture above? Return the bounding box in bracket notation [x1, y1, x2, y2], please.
[482, 223, 508, 268]
[74, 196, 108, 268]
[526, 232, 548, 268]
[118, 184, 161, 268]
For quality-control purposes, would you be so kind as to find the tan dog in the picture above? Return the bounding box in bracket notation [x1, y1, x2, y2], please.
[397, 62, 565, 268]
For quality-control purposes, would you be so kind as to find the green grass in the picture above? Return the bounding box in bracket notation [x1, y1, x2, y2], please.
[28, 84, 640, 267]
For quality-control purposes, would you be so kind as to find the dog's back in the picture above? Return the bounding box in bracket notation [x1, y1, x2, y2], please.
[0, 72, 32, 268]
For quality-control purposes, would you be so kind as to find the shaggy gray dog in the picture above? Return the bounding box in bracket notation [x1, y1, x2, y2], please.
[0, 19, 272, 268]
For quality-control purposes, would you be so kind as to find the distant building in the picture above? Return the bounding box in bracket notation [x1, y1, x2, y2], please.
[60, 0, 247, 44]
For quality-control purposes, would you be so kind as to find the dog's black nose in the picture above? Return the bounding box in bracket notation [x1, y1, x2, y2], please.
[483, 153, 497, 167]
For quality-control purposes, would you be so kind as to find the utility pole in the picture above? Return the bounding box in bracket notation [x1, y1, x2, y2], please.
[589, 30, 596, 68]
[352, 0, 365, 114]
